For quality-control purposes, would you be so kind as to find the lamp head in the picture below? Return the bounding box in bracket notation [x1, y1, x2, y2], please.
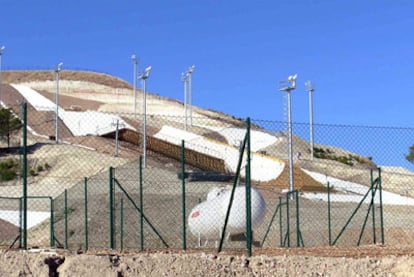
[188, 65, 195, 74]
[139, 65, 152, 80]
[131, 54, 138, 63]
[0, 46, 5, 53]
[57, 62, 63, 72]
[305, 80, 314, 91]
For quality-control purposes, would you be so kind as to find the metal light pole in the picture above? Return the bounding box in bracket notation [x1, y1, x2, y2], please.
[305, 81, 315, 160]
[0, 46, 5, 103]
[279, 74, 297, 195]
[181, 72, 188, 131]
[139, 66, 152, 168]
[131, 54, 138, 119]
[187, 65, 195, 126]
[55, 62, 63, 144]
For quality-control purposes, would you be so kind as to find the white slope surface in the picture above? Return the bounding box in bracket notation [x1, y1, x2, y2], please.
[302, 169, 414, 205]
[11, 84, 134, 136]
[154, 125, 284, 182]
[200, 126, 280, 151]
[0, 210, 50, 229]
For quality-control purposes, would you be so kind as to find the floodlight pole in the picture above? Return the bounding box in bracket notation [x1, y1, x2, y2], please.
[139, 66, 151, 168]
[187, 65, 195, 126]
[279, 74, 297, 196]
[181, 73, 188, 131]
[0, 46, 5, 103]
[131, 54, 138, 119]
[55, 62, 63, 144]
[305, 81, 315, 160]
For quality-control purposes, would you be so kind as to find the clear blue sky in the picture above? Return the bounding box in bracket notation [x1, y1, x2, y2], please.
[2, 1, 414, 166]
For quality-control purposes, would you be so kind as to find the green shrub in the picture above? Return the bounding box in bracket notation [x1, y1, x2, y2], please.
[37, 165, 44, 172]
[0, 159, 18, 181]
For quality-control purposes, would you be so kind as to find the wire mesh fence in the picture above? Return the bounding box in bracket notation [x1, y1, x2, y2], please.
[1, 100, 414, 255]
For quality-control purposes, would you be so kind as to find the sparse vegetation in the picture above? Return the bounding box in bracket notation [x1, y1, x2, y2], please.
[313, 147, 368, 166]
[0, 159, 18, 181]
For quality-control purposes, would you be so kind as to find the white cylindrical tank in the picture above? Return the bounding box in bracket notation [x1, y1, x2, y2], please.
[188, 186, 266, 240]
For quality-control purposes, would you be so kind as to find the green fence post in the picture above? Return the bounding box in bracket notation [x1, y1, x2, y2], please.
[181, 140, 187, 250]
[370, 169, 377, 244]
[84, 177, 88, 251]
[218, 134, 247, 253]
[22, 102, 27, 250]
[50, 197, 54, 247]
[279, 197, 283, 247]
[64, 189, 68, 249]
[19, 197, 22, 248]
[327, 182, 331, 246]
[245, 118, 252, 257]
[109, 167, 114, 250]
[378, 168, 384, 245]
[286, 192, 290, 247]
[139, 157, 144, 251]
[295, 190, 301, 247]
[120, 198, 124, 251]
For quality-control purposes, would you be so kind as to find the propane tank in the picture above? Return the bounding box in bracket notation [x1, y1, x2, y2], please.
[188, 186, 266, 241]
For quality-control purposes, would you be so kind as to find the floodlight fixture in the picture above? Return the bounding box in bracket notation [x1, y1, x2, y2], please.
[188, 65, 195, 73]
[305, 80, 315, 160]
[55, 62, 63, 144]
[0, 46, 5, 54]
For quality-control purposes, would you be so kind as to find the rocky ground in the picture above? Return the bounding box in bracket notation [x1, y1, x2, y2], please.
[1, 246, 414, 276]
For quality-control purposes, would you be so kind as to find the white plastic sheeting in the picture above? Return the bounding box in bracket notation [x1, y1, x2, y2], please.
[201, 126, 280, 152]
[302, 169, 414, 205]
[11, 84, 135, 136]
[0, 210, 50, 229]
[154, 126, 284, 182]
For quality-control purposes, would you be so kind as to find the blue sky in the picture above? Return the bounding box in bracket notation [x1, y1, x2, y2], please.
[2, 1, 414, 166]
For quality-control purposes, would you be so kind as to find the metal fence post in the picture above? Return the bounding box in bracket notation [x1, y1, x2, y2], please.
[84, 177, 88, 251]
[378, 168, 384, 245]
[139, 157, 144, 251]
[22, 102, 27, 250]
[181, 140, 187, 250]
[49, 197, 54, 247]
[370, 169, 377, 244]
[245, 118, 252, 257]
[64, 189, 68, 249]
[120, 197, 124, 251]
[109, 167, 114, 249]
[327, 182, 332, 246]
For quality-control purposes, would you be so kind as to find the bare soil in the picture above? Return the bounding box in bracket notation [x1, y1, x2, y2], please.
[1, 247, 414, 276]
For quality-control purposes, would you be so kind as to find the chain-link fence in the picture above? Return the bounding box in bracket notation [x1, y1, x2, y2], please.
[1, 100, 414, 256]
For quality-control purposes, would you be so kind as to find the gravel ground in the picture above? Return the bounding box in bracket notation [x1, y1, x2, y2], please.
[1, 247, 414, 276]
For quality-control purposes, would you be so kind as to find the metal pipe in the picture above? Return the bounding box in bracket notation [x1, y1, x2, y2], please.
[142, 78, 147, 167]
[132, 55, 138, 119]
[287, 91, 294, 195]
[55, 62, 63, 144]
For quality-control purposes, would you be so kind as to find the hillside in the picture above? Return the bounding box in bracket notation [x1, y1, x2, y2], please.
[0, 70, 413, 198]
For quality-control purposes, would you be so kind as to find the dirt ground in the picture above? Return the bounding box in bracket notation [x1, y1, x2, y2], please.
[1, 246, 414, 276]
